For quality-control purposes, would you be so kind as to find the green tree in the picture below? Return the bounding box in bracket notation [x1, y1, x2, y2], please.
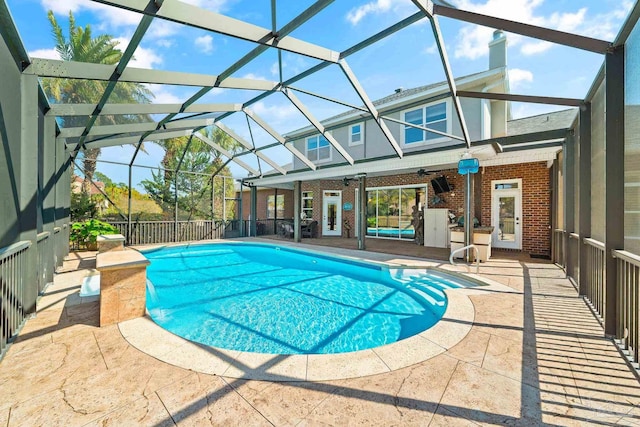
[41, 10, 153, 194]
[141, 128, 239, 220]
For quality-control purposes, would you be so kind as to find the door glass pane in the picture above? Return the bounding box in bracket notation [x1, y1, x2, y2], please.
[498, 196, 516, 242]
[327, 202, 337, 231]
[400, 188, 417, 240]
[367, 190, 377, 236]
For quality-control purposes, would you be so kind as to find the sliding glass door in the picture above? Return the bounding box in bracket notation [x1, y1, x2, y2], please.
[366, 186, 421, 240]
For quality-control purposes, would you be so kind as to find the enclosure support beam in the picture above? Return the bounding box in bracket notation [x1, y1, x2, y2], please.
[339, 59, 403, 158]
[433, 4, 612, 54]
[578, 104, 592, 296]
[564, 132, 576, 277]
[250, 186, 257, 237]
[282, 88, 355, 165]
[358, 175, 366, 250]
[73, 2, 163, 157]
[294, 181, 302, 243]
[429, 13, 471, 148]
[550, 158, 558, 263]
[20, 74, 39, 314]
[90, 0, 340, 62]
[244, 108, 317, 170]
[605, 47, 625, 337]
[127, 165, 133, 245]
[457, 91, 583, 107]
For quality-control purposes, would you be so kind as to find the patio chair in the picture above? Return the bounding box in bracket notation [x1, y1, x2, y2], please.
[301, 220, 318, 238]
[278, 222, 294, 238]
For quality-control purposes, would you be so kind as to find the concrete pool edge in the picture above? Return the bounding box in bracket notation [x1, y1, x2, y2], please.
[121, 240, 513, 381]
[118, 289, 477, 382]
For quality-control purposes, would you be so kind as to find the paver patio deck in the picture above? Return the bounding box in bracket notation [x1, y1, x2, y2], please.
[1, 238, 639, 426]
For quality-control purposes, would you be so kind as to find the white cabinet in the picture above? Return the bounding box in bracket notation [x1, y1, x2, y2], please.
[423, 208, 450, 248]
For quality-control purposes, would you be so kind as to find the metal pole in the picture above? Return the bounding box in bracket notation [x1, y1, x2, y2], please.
[465, 172, 473, 262]
[358, 175, 367, 250]
[127, 164, 132, 245]
[604, 46, 625, 337]
[223, 177, 227, 221]
[239, 179, 244, 238]
[174, 171, 179, 242]
[250, 185, 257, 237]
[578, 104, 591, 296]
[294, 181, 301, 242]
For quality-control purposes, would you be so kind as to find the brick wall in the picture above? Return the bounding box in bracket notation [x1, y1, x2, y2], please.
[237, 188, 294, 220]
[480, 162, 551, 257]
[247, 161, 551, 256]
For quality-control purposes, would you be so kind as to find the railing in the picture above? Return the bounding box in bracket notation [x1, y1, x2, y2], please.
[243, 219, 294, 237]
[613, 250, 640, 368]
[567, 233, 580, 284]
[553, 229, 566, 267]
[53, 227, 61, 268]
[36, 232, 52, 295]
[449, 244, 480, 274]
[584, 238, 606, 324]
[110, 220, 224, 245]
[0, 241, 32, 360]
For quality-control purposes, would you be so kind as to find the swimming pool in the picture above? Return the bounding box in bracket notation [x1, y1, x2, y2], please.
[143, 243, 465, 355]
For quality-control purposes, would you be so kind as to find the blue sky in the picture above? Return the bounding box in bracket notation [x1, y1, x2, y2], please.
[5, 0, 635, 185]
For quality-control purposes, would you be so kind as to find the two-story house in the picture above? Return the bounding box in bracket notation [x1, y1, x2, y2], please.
[241, 31, 575, 258]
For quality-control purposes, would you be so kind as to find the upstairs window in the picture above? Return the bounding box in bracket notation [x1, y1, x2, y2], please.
[349, 123, 364, 146]
[306, 135, 331, 162]
[403, 101, 449, 145]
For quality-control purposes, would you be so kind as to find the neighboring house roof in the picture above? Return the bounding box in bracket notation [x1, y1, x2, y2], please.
[507, 108, 578, 136]
[72, 176, 105, 196]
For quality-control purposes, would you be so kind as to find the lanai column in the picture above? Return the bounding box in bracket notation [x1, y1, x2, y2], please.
[20, 73, 39, 315]
[564, 129, 576, 275]
[605, 47, 625, 337]
[294, 181, 301, 243]
[358, 175, 366, 250]
[250, 185, 257, 237]
[578, 104, 591, 296]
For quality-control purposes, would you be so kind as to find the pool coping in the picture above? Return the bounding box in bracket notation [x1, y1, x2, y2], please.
[120, 240, 511, 381]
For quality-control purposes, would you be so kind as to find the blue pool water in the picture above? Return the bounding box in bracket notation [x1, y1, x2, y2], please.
[142, 243, 465, 355]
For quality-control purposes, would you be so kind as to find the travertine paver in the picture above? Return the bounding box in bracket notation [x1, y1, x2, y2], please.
[1, 240, 639, 426]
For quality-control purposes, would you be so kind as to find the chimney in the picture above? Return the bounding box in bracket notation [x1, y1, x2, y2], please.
[489, 30, 507, 69]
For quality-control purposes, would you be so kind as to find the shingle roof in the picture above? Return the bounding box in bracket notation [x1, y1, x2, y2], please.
[507, 108, 578, 136]
[289, 69, 500, 134]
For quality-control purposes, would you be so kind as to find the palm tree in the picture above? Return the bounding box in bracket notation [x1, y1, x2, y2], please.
[41, 10, 153, 194]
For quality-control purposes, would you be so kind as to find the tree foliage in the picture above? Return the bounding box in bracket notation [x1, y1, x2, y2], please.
[141, 128, 239, 220]
[41, 10, 153, 194]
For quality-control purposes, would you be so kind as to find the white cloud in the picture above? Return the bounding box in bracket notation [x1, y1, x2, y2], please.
[423, 43, 437, 55]
[146, 84, 183, 104]
[181, 0, 229, 12]
[156, 39, 175, 49]
[450, 0, 632, 60]
[42, 0, 141, 28]
[29, 48, 60, 60]
[250, 101, 297, 124]
[242, 73, 267, 81]
[195, 35, 214, 54]
[270, 61, 280, 77]
[114, 38, 162, 69]
[509, 68, 533, 90]
[147, 20, 182, 39]
[346, 0, 413, 25]
[520, 41, 552, 56]
[42, 0, 230, 36]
